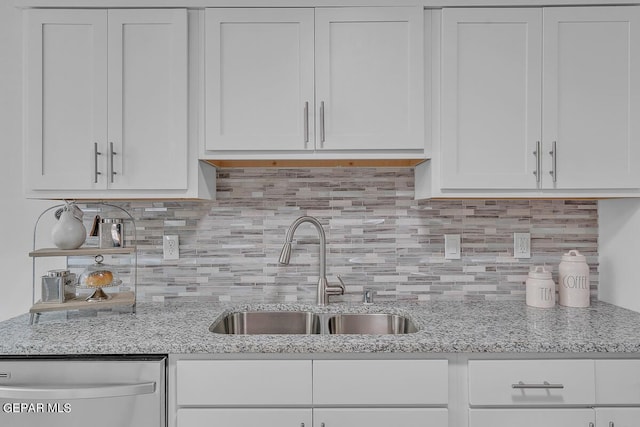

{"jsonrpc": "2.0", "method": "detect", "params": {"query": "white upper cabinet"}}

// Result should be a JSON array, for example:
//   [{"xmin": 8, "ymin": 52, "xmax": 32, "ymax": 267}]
[
  {"xmin": 25, "ymin": 10, "xmax": 108, "ymax": 191},
  {"xmin": 204, "ymin": 8, "xmax": 315, "ymax": 152},
  {"xmin": 107, "ymin": 10, "xmax": 188, "ymax": 190},
  {"xmin": 433, "ymin": 5, "xmax": 640, "ymax": 195},
  {"xmin": 542, "ymin": 6, "xmax": 640, "ymax": 190},
  {"xmin": 203, "ymin": 7, "xmax": 425, "ymax": 158},
  {"xmin": 315, "ymin": 7, "xmax": 424, "ymax": 152},
  {"xmin": 24, "ymin": 9, "xmax": 202, "ymax": 198},
  {"xmin": 440, "ymin": 8, "xmax": 542, "ymax": 190}
]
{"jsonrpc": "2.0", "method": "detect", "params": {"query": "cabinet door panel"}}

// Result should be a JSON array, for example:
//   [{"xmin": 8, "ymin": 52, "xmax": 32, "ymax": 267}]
[
  {"xmin": 314, "ymin": 408, "xmax": 447, "ymax": 427},
  {"xmin": 108, "ymin": 9, "xmax": 187, "ymax": 190},
  {"xmin": 596, "ymin": 408, "xmax": 640, "ymax": 427},
  {"xmin": 470, "ymin": 409, "xmax": 593, "ymax": 427},
  {"xmin": 205, "ymin": 8, "xmax": 314, "ymax": 151},
  {"xmin": 315, "ymin": 7, "xmax": 424, "ymax": 151},
  {"xmin": 24, "ymin": 10, "xmax": 107, "ymax": 191},
  {"xmin": 177, "ymin": 409, "xmax": 312, "ymax": 427},
  {"xmin": 440, "ymin": 8, "xmax": 542, "ymax": 189},
  {"xmin": 543, "ymin": 6, "xmax": 640, "ymax": 189}
]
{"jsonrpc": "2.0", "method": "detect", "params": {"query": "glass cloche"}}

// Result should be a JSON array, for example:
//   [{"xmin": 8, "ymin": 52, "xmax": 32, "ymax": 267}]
[{"xmin": 77, "ymin": 255, "xmax": 122, "ymax": 301}]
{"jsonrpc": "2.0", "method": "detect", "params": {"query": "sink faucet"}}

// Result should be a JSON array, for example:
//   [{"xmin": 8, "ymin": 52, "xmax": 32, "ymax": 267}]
[{"xmin": 278, "ymin": 216, "xmax": 345, "ymax": 306}]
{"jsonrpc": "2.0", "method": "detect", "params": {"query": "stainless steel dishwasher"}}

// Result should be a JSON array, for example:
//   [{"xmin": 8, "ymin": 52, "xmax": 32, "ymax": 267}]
[{"xmin": 0, "ymin": 356, "xmax": 165, "ymax": 427}]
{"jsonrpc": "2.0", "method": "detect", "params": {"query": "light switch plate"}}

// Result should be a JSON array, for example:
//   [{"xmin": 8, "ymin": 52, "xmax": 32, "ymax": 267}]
[
  {"xmin": 514, "ymin": 233, "xmax": 531, "ymax": 259},
  {"xmin": 444, "ymin": 234, "xmax": 461, "ymax": 260},
  {"xmin": 163, "ymin": 235, "xmax": 179, "ymax": 260}
]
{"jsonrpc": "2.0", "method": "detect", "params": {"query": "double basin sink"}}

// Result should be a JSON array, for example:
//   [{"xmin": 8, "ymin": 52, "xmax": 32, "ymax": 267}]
[{"xmin": 210, "ymin": 311, "xmax": 418, "ymax": 335}]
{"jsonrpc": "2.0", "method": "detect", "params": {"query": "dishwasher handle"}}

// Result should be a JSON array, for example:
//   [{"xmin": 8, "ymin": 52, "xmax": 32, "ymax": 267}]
[{"xmin": 0, "ymin": 381, "xmax": 156, "ymax": 400}]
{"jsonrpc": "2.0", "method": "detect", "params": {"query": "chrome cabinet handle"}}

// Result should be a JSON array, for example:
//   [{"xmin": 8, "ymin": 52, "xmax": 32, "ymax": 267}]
[
  {"xmin": 549, "ymin": 140, "xmax": 557, "ymax": 183},
  {"xmin": 94, "ymin": 142, "xmax": 102, "ymax": 183},
  {"xmin": 320, "ymin": 101, "xmax": 325, "ymax": 145},
  {"xmin": 303, "ymin": 102, "xmax": 309, "ymax": 145},
  {"xmin": 533, "ymin": 141, "xmax": 541, "ymax": 183},
  {"xmin": 0, "ymin": 382, "xmax": 155, "ymax": 400},
  {"xmin": 512, "ymin": 381, "xmax": 564, "ymax": 389},
  {"xmin": 109, "ymin": 142, "xmax": 117, "ymax": 183}
]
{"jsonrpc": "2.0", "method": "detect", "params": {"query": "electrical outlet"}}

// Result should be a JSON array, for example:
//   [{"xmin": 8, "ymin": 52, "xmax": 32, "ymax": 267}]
[
  {"xmin": 444, "ymin": 234, "xmax": 461, "ymax": 260},
  {"xmin": 514, "ymin": 233, "xmax": 531, "ymax": 259},
  {"xmin": 163, "ymin": 235, "xmax": 179, "ymax": 260}
]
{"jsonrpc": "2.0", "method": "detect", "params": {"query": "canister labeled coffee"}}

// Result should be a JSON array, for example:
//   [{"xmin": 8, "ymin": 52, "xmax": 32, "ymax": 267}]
[{"xmin": 558, "ymin": 249, "xmax": 590, "ymax": 307}]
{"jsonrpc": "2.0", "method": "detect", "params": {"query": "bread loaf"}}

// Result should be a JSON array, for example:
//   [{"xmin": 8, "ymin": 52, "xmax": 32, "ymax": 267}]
[{"xmin": 85, "ymin": 270, "xmax": 113, "ymax": 287}]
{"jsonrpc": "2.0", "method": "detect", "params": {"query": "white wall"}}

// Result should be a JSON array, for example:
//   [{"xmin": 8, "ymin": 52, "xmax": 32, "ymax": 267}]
[
  {"xmin": 599, "ymin": 199, "xmax": 640, "ymax": 313},
  {"xmin": 0, "ymin": 3, "xmax": 54, "ymax": 321}
]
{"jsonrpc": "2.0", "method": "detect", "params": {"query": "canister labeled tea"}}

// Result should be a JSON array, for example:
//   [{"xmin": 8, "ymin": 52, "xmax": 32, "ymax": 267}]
[
  {"xmin": 526, "ymin": 266, "xmax": 555, "ymax": 308},
  {"xmin": 558, "ymin": 249, "xmax": 590, "ymax": 307}
]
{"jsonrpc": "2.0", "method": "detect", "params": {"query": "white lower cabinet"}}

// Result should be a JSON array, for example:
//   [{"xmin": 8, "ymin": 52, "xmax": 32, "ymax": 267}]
[
  {"xmin": 469, "ymin": 409, "xmax": 594, "ymax": 427},
  {"xmin": 315, "ymin": 408, "xmax": 448, "ymax": 427},
  {"xmin": 173, "ymin": 358, "xmax": 448, "ymax": 427}
]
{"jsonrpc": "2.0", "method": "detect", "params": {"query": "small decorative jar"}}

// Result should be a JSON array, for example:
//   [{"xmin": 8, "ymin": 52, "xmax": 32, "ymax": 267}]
[
  {"xmin": 526, "ymin": 266, "xmax": 556, "ymax": 308},
  {"xmin": 558, "ymin": 249, "xmax": 590, "ymax": 307}
]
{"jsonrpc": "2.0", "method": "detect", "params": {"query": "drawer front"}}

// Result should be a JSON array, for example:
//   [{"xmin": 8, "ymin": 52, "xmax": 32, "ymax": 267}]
[
  {"xmin": 176, "ymin": 360, "xmax": 312, "ymax": 406},
  {"xmin": 313, "ymin": 359, "xmax": 448, "ymax": 405},
  {"xmin": 596, "ymin": 360, "xmax": 640, "ymax": 404},
  {"xmin": 177, "ymin": 408, "xmax": 312, "ymax": 427},
  {"xmin": 468, "ymin": 360, "xmax": 595, "ymax": 406},
  {"xmin": 469, "ymin": 409, "xmax": 594, "ymax": 427}
]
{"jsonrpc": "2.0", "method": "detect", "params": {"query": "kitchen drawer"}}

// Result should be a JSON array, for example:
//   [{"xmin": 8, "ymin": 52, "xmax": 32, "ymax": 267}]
[
  {"xmin": 596, "ymin": 359, "xmax": 640, "ymax": 404},
  {"xmin": 313, "ymin": 359, "xmax": 448, "ymax": 405},
  {"xmin": 176, "ymin": 360, "xmax": 312, "ymax": 406},
  {"xmin": 468, "ymin": 360, "xmax": 595, "ymax": 406}
]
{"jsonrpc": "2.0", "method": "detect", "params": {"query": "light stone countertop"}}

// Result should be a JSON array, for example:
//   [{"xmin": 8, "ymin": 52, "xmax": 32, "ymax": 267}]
[{"xmin": 1, "ymin": 300, "xmax": 640, "ymax": 355}]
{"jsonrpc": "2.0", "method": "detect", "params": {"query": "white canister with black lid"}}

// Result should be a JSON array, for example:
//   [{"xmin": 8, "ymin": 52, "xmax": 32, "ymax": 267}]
[
  {"xmin": 526, "ymin": 266, "xmax": 555, "ymax": 308},
  {"xmin": 558, "ymin": 249, "xmax": 590, "ymax": 307}
]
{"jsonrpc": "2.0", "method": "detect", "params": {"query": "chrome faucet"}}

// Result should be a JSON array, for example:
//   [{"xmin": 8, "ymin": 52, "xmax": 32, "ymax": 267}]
[{"xmin": 278, "ymin": 216, "xmax": 345, "ymax": 306}]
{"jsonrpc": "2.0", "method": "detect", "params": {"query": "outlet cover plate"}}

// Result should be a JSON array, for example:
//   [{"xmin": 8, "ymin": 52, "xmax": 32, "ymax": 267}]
[
  {"xmin": 444, "ymin": 234, "xmax": 461, "ymax": 260},
  {"xmin": 163, "ymin": 235, "xmax": 179, "ymax": 260},
  {"xmin": 514, "ymin": 233, "xmax": 531, "ymax": 259}
]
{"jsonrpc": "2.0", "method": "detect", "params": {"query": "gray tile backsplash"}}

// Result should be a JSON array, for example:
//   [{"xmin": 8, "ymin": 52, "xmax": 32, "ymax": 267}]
[{"xmin": 77, "ymin": 168, "xmax": 598, "ymax": 304}]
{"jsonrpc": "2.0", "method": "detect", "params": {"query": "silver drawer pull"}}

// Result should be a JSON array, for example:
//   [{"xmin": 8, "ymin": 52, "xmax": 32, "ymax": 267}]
[{"xmin": 512, "ymin": 381, "xmax": 564, "ymax": 389}]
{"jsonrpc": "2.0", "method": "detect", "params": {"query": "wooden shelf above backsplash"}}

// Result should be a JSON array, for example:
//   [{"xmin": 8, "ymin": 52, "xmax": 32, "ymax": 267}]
[{"xmin": 203, "ymin": 159, "xmax": 426, "ymax": 168}]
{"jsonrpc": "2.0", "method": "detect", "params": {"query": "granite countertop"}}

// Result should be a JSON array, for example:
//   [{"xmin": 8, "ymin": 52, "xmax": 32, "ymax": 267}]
[{"xmin": 1, "ymin": 300, "xmax": 640, "ymax": 355}]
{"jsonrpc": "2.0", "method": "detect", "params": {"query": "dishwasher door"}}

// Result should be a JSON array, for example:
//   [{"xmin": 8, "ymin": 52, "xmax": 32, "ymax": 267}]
[{"xmin": 0, "ymin": 357, "xmax": 165, "ymax": 427}]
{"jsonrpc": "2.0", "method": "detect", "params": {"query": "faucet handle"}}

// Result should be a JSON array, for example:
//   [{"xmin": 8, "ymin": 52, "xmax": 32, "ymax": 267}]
[{"xmin": 328, "ymin": 275, "xmax": 346, "ymax": 295}]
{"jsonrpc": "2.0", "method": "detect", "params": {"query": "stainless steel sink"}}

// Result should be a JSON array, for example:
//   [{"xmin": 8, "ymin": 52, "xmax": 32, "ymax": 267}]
[
  {"xmin": 209, "ymin": 311, "xmax": 321, "ymax": 335},
  {"xmin": 327, "ymin": 313, "xmax": 418, "ymax": 335},
  {"xmin": 210, "ymin": 310, "xmax": 418, "ymax": 335}
]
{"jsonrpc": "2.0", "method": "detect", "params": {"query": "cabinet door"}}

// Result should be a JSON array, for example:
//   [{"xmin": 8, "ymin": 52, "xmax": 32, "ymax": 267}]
[
  {"xmin": 177, "ymin": 409, "xmax": 312, "ymax": 427},
  {"xmin": 314, "ymin": 408, "xmax": 447, "ymax": 427},
  {"xmin": 24, "ymin": 9, "xmax": 108, "ymax": 191},
  {"xmin": 315, "ymin": 7, "xmax": 424, "ymax": 151},
  {"xmin": 543, "ymin": 6, "xmax": 640, "ymax": 189},
  {"xmin": 108, "ymin": 9, "xmax": 187, "ymax": 190},
  {"xmin": 440, "ymin": 8, "xmax": 542, "ymax": 190},
  {"xmin": 205, "ymin": 8, "xmax": 314, "ymax": 152},
  {"xmin": 596, "ymin": 408, "xmax": 640, "ymax": 427},
  {"xmin": 469, "ymin": 409, "xmax": 594, "ymax": 427}
]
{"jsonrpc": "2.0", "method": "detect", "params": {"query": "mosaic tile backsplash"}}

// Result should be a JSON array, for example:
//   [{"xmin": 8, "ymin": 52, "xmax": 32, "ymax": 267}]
[{"xmin": 75, "ymin": 168, "xmax": 598, "ymax": 304}]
